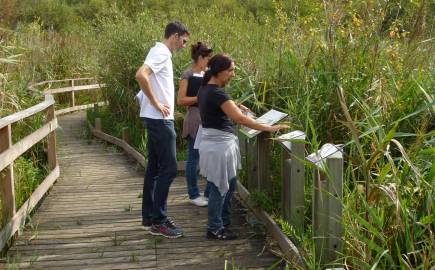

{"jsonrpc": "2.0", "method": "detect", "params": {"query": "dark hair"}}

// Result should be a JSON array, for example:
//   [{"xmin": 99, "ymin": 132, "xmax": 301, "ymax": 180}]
[
  {"xmin": 164, "ymin": 21, "xmax": 189, "ymax": 38},
  {"xmin": 191, "ymin": 42, "xmax": 213, "ymax": 62},
  {"xmin": 203, "ymin": 54, "xmax": 233, "ymax": 85}
]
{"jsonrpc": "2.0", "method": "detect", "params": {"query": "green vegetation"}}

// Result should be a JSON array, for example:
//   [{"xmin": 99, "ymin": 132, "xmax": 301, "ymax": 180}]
[{"xmin": 1, "ymin": 0, "xmax": 433, "ymax": 268}]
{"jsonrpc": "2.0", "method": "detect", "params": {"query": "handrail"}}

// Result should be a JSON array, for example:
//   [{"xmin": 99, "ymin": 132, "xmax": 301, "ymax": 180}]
[
  {"xmin": 44, "ymin": 83, "xmax": 106, "ymax": 95},
  {"xmin": 0, "ymin": 77, "xmax": 105, "ymax": 252},
  {"xmin": 0, "ymin": 96, "xmax": 54, "ymax": 129}
]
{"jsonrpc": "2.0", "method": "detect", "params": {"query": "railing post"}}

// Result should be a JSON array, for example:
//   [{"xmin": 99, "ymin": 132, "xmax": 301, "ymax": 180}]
[
  {"xmin": 70, "ymin": 79, "xmax": 75, "ymax": 107},
  {"xmin": 280, "ymin": 131, "xmax": 306, "ymax": 233},
  {"xmin": 256, "ymin": 132, "xmax": 270, "ymax": 193},
  {"xmin": 93, "ymin": 103, "xmax": 98, "ymax": 113},
  {"xmin": 246, "ymin": 137, "xmax": 258, "ymax": 190},
  {"xmin": 122, "ymin": 127, "xmax": 129, "ymax": 143},
  {"xmin": 311, "ymin": 145, "xmax": 343, "ymax": 266},
  {"xmin": 46, "ymin": 104, "xmax": 57, "ymax": 170},
  {"xmin": 95, "ymin": 118, "xmax": 102, "ymax": 131},
  {"xmin": 0, "ymin": 125, "xmax": 16, "ymax": 225}
]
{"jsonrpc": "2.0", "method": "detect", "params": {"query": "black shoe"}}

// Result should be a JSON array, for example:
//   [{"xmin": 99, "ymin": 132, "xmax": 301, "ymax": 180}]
[
  {"xmin": 142, "ymin": 219, "xmax": 152, "ymax": 230},
  {"xmin": 207, "ymin": 228, "xmax": 237, "ymax": 240}
]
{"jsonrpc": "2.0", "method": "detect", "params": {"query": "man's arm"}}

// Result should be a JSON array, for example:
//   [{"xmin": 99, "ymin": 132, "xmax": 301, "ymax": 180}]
[{"xmin": 135, "ymin": 64, "xmax": 170, "ymax": 117}]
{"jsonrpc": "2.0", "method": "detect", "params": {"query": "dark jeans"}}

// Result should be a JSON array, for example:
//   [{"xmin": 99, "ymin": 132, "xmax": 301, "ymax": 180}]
[
  {"xmin": 185, "ymin": 136, "xmax": 210, "ymax": 199},
  {"xmin": 207, "ymin": 177, "xmax": 237, "ymax": 232},
  {"xmin": 142, "ymin": 117, "xmax": 177, "ymax": 225}
]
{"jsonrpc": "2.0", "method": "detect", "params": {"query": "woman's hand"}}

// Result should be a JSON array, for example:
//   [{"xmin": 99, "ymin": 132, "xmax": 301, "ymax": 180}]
[{"xmin": 266, "ymin": 124, "xmax": 289, "ymax": 132}]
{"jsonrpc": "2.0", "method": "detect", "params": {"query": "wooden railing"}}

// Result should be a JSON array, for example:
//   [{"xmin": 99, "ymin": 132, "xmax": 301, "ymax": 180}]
[
  {"xmin": 237, "ymin": 130, "xmax": 343, "ymax": 267},
  {"xmin": 0, "ymin": 78, "xmax": 105, "ymax": 251},
  {"xmin": 29, "ymin": 78, "xmax": 107, "ymax": 116}
]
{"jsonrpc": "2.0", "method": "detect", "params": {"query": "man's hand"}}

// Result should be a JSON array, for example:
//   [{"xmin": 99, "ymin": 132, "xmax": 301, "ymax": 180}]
[{"xmin": 154, "ymin": 102, "xmax": 170, "ymax": 118}]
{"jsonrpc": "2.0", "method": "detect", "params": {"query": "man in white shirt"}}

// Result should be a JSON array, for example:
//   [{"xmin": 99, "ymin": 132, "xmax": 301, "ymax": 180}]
[{"xmin": 135, "ymin": 21, "xmax": 189, "ymax": 238}]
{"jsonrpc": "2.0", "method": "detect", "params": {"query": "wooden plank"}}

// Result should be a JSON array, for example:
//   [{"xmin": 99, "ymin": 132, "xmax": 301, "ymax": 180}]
[
  {"xmin": 0, "ymin": 99, "xmax": 54, "ymax": 129},
  {"xmin": 46, "ymin": 105, "xmax": 57, "ymax": 170},
  {"xmin": 236, "ymin": 181, "xmax": 305, "ymax": 267},
  {"xmin": 8, "ymin": 254, "xmax": 156, "ymax": 269},
  {"xmin": 0, "ymin": 165, "xmax": 60, "ymax": 251},
  {"xmin": 246, "ymin": 137, "xmax": 258, "ymax": 190},
  {"xmin": 94, "ymin": 118, "xmax": 102, "ymax": 131},
  {"xmin": 122, "ymin": 127, "xmax": 129, "ymax": 143},
  {"xmin": 256, "ymin": 132, "xmax": 270, "ymax": 192},
  {"xmin": 44, "ymin": 84, "xmax": 105, "ymax": 94},
  {"xmin": 281, "ymin": 133, "xmax": 305, "ymax": 232},
  {"xmin": 55, "ymin": 102, "xmax": 107, "ymax": 116},
  {"xmin": 0, "ymin": 119, "xmax": 58, "ymax": 171},
  {"xmin": 92, "ymin": 130, "xmax": 146, "ymax": 167},
  {"xmin": 0, "ymin": 125, "xmax": 16, "ymax": 226},
  {"xmin": 312, "ymin": 151, "xmax": 343, "ymax": 266},
  {"xmin": 281, "ymin": 150, "xmax": 292, "ymax": 221}
]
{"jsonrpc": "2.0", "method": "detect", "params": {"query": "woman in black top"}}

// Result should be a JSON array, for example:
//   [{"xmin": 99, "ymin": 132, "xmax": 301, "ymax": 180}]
[
  {"xmin": 177, "ymin": 42, "xmax": 212, "ymax": 207},
  {"xmin": 197, "ymin": 54, "xmax": 288, "ymax": 240}
]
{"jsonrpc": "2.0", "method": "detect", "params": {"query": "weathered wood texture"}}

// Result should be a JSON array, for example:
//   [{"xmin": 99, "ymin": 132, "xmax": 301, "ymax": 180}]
[
  {"xmin": 2, "ymin": 111, "xmax": 279, "ymax": 269},
  {"xmin": 312, "ymin": 152, "xmax": 343, "ymax": 266}
]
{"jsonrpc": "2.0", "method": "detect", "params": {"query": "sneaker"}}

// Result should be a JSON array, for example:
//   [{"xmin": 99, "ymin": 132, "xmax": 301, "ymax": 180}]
[
  {"xmin": 206, "ymin": 228, "xmax": 237, "ymax": 240},
  {"xmin": 189, "ymin": 196, "xmax": 208, "ymax": 207},
  {"xmin": 150, "ymin": 220, "xmax": 183, "ymax": 238},
  {"xmin": 142, "ymin": 219, "xmax": 152, "ymax": 230},
  {"xmin": 164, "ymin": 217, "xmax": 181, "ymax": 231}
]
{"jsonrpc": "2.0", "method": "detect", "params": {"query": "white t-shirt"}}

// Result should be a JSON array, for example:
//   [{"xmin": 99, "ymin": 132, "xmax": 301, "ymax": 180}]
[{"xmin": 136, "ymin": 42, "xmax": 174, "ymax": 120}]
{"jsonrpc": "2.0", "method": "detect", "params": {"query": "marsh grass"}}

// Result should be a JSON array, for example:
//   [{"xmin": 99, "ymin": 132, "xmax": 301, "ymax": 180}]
[{"xmin": 1, "ymin": 0, "xmax": 433, "ymax": 268}]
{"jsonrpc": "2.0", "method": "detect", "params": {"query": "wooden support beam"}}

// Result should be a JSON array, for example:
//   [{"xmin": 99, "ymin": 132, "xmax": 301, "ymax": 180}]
[
  {"xmin": 95, "ymin": 118, "xmax": 102, "ymax": 132},
  {"xmin": 122, "ymin": 127, "xmax": 128, "ymax": 143},
  {"xmin": 256, "ymin": 132, "xmax": 270, "ymax": 193},
  {"xmin": 246, "ymin": 137, "xmax": 258, "ymax": 191},
  {"xmin": 312, "ymin": 150, "xmax": 343, "ymax": 266},
  {"xmin": 280, "ymin": 132, "xmax": 306, "ymax": 232},
  {"xmin": 70, "ymin": 80, "xmax": 75, "ymax": 107},
  {"xmin": 0, "ymin": 125, "xmax": 16, "ymax": 226},
  {"xmin": 46, "ymin": 105, "xmax": 57, "ymax": 170}
]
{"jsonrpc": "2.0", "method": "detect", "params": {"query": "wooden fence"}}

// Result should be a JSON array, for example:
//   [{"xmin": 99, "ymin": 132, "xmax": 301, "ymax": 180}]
[
  {"xmin": 238, "ymin": 130, "xmax": 344, "ymax": 267},
  {"xmin": 0, "ymin": 78, "xmax": 105, "ymax": 251}
]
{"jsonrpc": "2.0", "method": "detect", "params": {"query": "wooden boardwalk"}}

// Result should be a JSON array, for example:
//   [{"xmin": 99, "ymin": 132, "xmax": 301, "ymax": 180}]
[{"xmin": 4, "ymin": 112, "xmax": 279, "ymax": 269}]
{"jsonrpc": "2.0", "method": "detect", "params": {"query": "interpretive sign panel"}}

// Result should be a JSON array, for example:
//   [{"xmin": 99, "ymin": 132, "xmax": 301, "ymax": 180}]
[
  {"xmin": 306, "ymin": 143, "xmax": 343, "ymax": 168},
  {"xmin": 240, "ymin": 109, "xmax": 287, "ymax": 138},
  {"xmin": 277, "ymin": 130, "xmax": 305, "ymax": 152}
]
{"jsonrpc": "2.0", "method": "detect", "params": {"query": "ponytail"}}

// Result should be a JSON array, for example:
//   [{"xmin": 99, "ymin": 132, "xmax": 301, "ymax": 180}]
[
  {"xmin": 202, "ymin": 69, "xmax": 212, "ymax": 85},
  {"xmin": 202, "ymin": 54, "xmax": 233, "ymax": 85}
]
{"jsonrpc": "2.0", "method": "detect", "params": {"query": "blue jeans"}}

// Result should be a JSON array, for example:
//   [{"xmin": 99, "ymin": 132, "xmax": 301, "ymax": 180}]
[
  {"xmin": 207, "ymin": 177, "xmax": 237, "ymax": 232},
  {"xmin": 185, "ymin": 136, "xmax": 210, "ymax": 199},
  {"xmin": 142, "ymin": 118, "xmax": 177, "ymax": 225}
]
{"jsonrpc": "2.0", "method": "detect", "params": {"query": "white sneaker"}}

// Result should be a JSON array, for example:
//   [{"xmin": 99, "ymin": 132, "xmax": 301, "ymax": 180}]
[{"xmin": 189, "ymin": 196, "xmax": 208, "ymax": 207}]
